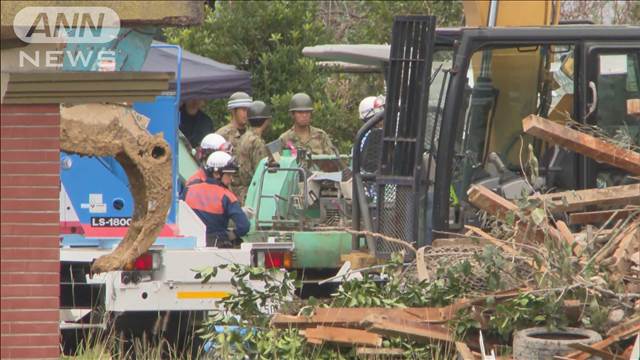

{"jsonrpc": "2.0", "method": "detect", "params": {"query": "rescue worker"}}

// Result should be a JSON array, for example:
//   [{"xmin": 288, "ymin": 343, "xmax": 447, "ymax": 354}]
[
  {"xmin": 236, "ymin": 100, "xmax": 272, "ymax": 203},
  {"xmin": 179, "ymin": 99, "xmax": 214, "ymax": 148},
  {"xmin": 278, "ymin": 92, "xmax": 337, "ymax": 155},
  {"xmin": 216, "ymin": 91, "xmax": 252, "ymax": 151},
  {"xmin": 186, "ymin": 133, "xmax": 232, "ymax": 186},
  {"xmin": 181, "ymin": 151, "xmax": 249, "ymax": 248}
]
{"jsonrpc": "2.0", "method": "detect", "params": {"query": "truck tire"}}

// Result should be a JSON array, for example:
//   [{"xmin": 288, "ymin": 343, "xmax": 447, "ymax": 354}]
[{"xmin": 513, "ymin": 327, "xmax": 602, "ymax": 360}]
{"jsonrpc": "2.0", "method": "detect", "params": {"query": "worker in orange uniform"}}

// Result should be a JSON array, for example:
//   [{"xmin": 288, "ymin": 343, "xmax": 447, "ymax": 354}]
[
  {"xmin": 181, "ymin": 151, "xmax": 249, "ymax": 247},
  {"xmin": 186, "ymin": 133, "xmax": 233, "ymax": 187}
]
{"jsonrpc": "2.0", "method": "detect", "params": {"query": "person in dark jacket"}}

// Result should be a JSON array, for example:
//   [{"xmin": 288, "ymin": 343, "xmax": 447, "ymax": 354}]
[
  {"xmin": 181, "ymin": 151, "xmax": 249, "ymax": 247},
  {"xmin": 180, "ymin": 99, "xmax": 214, "ymax": 148}
]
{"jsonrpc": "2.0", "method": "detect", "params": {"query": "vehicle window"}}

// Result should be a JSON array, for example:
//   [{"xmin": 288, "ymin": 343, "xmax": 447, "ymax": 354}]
[
  {"xmin": 592, "ymin": 51, "xmax": 640, "ymax": 187},
  {"xmin": 451, "ymin": 44, "xmax": 576, "ymax": 203}
]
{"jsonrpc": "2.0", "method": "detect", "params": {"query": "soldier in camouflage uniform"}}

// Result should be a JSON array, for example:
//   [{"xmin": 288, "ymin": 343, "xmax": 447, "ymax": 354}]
[
  {"xmin": 278, "ymin": 93, "xmax": 337, "ymax": 155},
  {"xmin": 216, "ymin": 91, "xmax": 252, "ymax": 151},
  {"xmin": 236, "ymin": 101, "xmax": 272, "ymax": 204}
]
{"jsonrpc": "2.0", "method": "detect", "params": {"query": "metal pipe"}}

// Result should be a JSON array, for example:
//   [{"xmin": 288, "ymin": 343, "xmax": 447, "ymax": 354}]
[
  {"xmin": 488, "ymin": 0, "xmax": 498, "ymax": 27},
  {"xmin": 255, "ymin": 166, "xmax": 308, "ymax": 231},
  {"xmin": 351, "ymin": 110, "xmax": 386, "ymax": 232}
]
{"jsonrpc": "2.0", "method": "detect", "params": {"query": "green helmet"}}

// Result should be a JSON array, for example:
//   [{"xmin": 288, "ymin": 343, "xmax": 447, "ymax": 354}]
[
  {"xmin": 289, "ymin": 93, "xmax": 313, "ymax": 112},
  {"xmin": 227, "ymin": 91, "xmax": 252, "ymax": 110},
  {"xmin": 248, "ymin": 100, "xmax": 272, "ymax": 120}
]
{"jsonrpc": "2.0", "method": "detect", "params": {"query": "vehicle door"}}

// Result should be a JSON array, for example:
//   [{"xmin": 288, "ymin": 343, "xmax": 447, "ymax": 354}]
[{"xmin": 582, "ymin": 43, "xmax": 640, "ymax": 188}]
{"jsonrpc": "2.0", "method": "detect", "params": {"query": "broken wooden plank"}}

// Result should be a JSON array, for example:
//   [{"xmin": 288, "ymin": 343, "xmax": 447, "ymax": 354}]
[
  {"xmin": 569, "ymin": 207, "xmax": 639, "ymax": 225},
  {"xmin": 455, "ymin": 341, "xmax": 476, "ymax": 360},
  {"xmin": 593, "ymin": 220, "xmax": 639, "ymax": 265},
  {"xmin": 363, "ymin": 314, "xmax": 454, "ymax": 344},
  {"xmin": 465, "ymin": 225, "xmax": 546, "ymax": 272},
  {"xmin": 555, "ymin": 220, "xmax": 576, "ymax": 248},
  {"xmin": 304, "ymin": 326, "xmax": 382, "ymax": 347},
  {"xmin": 609, "ymin": 220, "xmax": 640, "ymax": 275},
  {"xmin": 271, "ymin": 304, "xmax": 465, "ymax": 329},
  {"xmin": 355, "ymin": 347, "xmax": 404, "ymax": 358},
  {"xmin": 565, "ymin": 316, "xmax": 640, "ymax": 360},
  {"xmin": 530, "ymin": 184, "xmax": 640, "ymax": 214},
  {"xmin": 467, "ymin": 184, "xmax": 518, "ymax": 220},
  {"xmin": 270, "ymin": 314, "xmax": 315, "ymax": 328},
  {"xmin": 628, "ymin": 98, "xmax": 640, "ymax": 117},
  {"xmin": 567, "ymin": 343, "xmax": 621, "ymax": 360},
  {"xmin": 523, "ymin": 114, "xmax": 640, "ymax": 175},
  {"xmin": 467, "ymin": 185, "xmax": 563, "ymax": 245}
]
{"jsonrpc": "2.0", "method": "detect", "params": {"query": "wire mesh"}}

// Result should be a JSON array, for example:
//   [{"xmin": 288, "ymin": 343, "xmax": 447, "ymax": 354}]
[
  {"xmin": 416, "ymin": 245, "xmax": 535, "ymax": 294},
  {"xmin": 375, "ymin": 185, "xmax": 416, "ymax": 259}
]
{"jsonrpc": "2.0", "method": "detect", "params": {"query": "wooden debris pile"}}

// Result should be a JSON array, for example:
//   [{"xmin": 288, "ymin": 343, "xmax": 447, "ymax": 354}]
[{"xmin": 266, "ymin": 114, "xmax": 639, "ymax": 359}]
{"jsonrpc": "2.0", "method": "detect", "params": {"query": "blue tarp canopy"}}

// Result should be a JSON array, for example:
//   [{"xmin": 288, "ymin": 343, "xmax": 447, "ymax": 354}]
[{"xmin": 142, "ymin": 41, "xmax": 251, "ymax": 100}]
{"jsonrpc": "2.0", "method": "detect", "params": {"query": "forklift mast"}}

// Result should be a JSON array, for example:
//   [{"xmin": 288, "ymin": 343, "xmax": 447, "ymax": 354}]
[{"xmin": 352, "ymin": 16, "xmax": 437, "ymax": 257}]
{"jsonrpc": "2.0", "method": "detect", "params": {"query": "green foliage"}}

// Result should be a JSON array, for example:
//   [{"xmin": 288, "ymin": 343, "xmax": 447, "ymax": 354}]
[
  {"xmin": 487, "ymin": 293, "xmax": 567, "ymax": 341},
  {"xmin": 164, "ymin": 1, "xmax": 350, "ymax": 148},
  {"xmin": 164, "ymin": 1, "xmax": 464, "ymax": 152},
  {"xmin": 331, "ymin": 253, "xmax": 471, "ymax": 308},
  {"xmin": 343, "ymin": 1, "xmax": 463, "ymax": 43}
]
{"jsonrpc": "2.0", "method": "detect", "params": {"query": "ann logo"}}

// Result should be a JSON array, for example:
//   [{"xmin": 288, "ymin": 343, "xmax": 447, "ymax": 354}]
[
  {"xmin": 25, "ymin": 12, "xmax": 105, "ymax": 38},
  {"xmin": 14, "ymin": 7, "xmax": 120, "ymax": 44}
]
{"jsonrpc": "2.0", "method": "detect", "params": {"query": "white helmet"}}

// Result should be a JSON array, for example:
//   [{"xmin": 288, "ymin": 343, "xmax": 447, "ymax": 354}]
[
  {"xmin": 196, "ymin": 133, "xmax": 232, "ymax": 164},
  {"xmin": 358, "ymin": 95, "xmax": 385, "ymax": 122},
  {"xmin": 200, "ymin": 133, "xmax": 232, "ymax": 152},
  {"xmin": 205, "ymin": 151, "xmax": 238, "ymax": 174}
]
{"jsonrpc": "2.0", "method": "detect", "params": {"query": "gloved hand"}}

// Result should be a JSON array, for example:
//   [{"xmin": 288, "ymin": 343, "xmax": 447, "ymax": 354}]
[{"xmin": 242, "ymin": 207, "xmax": 255, "ymax": 219}]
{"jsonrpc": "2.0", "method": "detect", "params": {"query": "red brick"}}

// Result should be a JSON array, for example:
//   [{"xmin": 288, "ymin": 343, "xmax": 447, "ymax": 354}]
[
  {"xmin": 0, "ymin": 114, "xmax": 60, "ymax": 126},
  {"xmin": 1, "ymin": 175, "xmax": 59, "ymax": 187},
  {"xmin": 0, "ymin": 104, "xmax": 59, "ymax": 114},
  {"xmin": 0, "ymin": 322, "xmax": 59, "ymax": 335},
  {"xmin": 0, "ymin": 126, "xmax": 59, "ymax": 138},
  {"xmin": 0, "ymin": 237, "xmax": 59, "ymax": 248},
  {"xmin": 0, "ymin": 310, "xmax": 59, "ymax": 322},
  {"xmin": 0, "ymin": 248, "xmax": 59, "ymax": 261},
  {"xmin": 1, "ymin": 334, "xmax": 60, "ymax": 347},
  {"xmin": 0, "ymin": 150, "xmax": 60, "ymax": 162},
  {"xmin": 0, "ymin": 212, "xmax": 59, "ymax": 224},
  {"xmin": 1, "ymin": 224, "xmax": 59, "ymax": 236},
  {"xmin": 1, "ymin": 139, "xmax": 60, "ymax": 151},
  {"xmin": 1, "ymin": 297, "xmax": 59, "ymax": 310},
  {"xmin": 0, "ymin": 345, "xmax": 59, "ymax": 359},
  {"xmin": 0, "ymin": 285, "xmax": 59, "ymax": 297},
  {"xmin": 0, "ymin": 187, "xmax": 59, "ymax": 200},
  {"xmin": 0, "ymin": 297, "xmax": 58, "ymax": 310},
  {"xmin": 0, "ymin": 199, "xmax": 59, "ymax": 211},
  {"xmin": 0, "ymin": 163, "xmax": 60, "ymax": 175},
  {"xmin": 0, "ymin": 260, "xmax": 59, "ymax": 273},
  {"xmin": 0, "ymin": 273, "xmax": 59, "ymax": 285}
]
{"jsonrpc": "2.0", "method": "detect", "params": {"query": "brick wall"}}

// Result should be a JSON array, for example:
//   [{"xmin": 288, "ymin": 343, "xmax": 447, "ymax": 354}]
[{"xmin": 1, "ymin": 104, "xmax": 60, "ymax": 359}]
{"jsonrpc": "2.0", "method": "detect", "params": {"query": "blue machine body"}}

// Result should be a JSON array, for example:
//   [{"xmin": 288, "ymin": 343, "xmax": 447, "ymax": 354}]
[{"xmin": 60, "ymin": 44, "xmax": 191, "ymax": 249}]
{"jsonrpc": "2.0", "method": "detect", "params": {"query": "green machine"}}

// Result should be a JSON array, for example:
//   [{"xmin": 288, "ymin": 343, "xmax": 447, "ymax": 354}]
[{"xmin": 243, "ymin": 150, "xmax": 360, "ymax": 282}]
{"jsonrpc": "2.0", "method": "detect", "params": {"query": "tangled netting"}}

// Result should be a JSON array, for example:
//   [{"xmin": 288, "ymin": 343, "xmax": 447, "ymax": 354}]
[{"xmin": 414, "ymin": 245, "xmax": 536, "ymax": 295}]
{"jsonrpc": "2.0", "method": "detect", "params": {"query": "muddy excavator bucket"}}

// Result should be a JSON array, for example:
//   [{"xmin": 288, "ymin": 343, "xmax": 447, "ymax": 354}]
[{"xmin": 60, "ymin": 103, "xmax": 172, "ymax": 273}]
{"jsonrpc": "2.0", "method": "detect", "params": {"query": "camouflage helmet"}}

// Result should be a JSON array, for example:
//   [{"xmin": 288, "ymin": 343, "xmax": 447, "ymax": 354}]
[
  {"xmin": 248, "ymin": 100, "xmax": 272, "ymax": 120},
  {"xmin": 227, "ymin": 91, "xmax": 253, "ymax": 110},
  {"xmin": 288, "ymin": 93, "xmax": 313, "ymax": 112}
]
